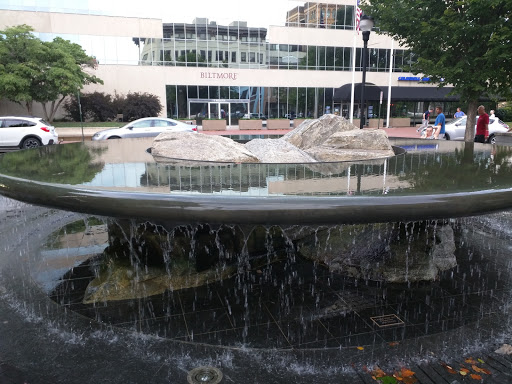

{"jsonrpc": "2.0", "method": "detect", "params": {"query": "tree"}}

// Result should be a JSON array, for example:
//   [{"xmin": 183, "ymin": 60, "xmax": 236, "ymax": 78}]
[
  {"xmin": 0, "ymin": 25, "xmax": 103, "ymax": 122},
  {"xmin": 0, "ymin": 25, "xmax": 46, "ymax": 114},
  {"xmin": 37, "ymin": 37, "xmax": 103, "ymax": 122},
  {"xmin": 362, "ymin": 0, "xmax": 512, "ymax": 141}
]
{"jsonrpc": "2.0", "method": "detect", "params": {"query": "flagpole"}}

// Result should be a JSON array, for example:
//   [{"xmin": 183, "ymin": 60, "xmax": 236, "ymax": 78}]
[
  {"xmin": 350, "ymin": 0, "xmax": 360, "ymax": 124},
  {"xmin": 350, "ymin": 34, "xmax": 356, "ymax": 124},
  {"xmin": 386, "ymin": 40, "xmax": 394, "ymax": 128}
]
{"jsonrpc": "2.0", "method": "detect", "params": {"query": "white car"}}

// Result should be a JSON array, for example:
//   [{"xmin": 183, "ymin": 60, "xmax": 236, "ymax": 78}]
[
  {"xmin": 0, "ymin": 116, "xmax": 58, "ymax": 149},
  {"xmin": 91, "ymin": 117, "xmax": 197, "ymax": 140},
  {"xmin": 422, "ymin": 117, "xmax": 509, "ymax": 144}
]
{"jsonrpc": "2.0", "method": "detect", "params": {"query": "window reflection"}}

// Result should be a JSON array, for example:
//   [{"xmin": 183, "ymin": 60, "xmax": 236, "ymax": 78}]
[{"xmin": 33, "ymin": 20, "xmax": 415, "ymax": 72}]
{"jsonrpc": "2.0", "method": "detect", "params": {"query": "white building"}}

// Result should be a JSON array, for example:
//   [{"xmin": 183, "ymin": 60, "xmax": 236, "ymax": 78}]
[{"xmin": 0, "ymin": 1, "xmax": 464, "ymax": 126}]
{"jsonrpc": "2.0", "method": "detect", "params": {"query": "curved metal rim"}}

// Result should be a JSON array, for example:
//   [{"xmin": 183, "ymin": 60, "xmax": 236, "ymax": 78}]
[{"xmin": 1, "ymin": 173, "xmax": 511, "ymax": 225}]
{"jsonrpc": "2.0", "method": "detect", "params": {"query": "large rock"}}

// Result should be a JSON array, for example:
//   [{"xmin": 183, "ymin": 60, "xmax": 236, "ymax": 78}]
[
  {"xmin": 282, "ymin": 114, "xmax": 357, "ymax": 149},
  {"xmin": 323, "ymin": 129, "xmax": 393, "ymax": 151},
  {"xmin": 152, "ymin": 132, "xmax": 259, "ymax": 163},
  {"xmin": 305, "ymin": 129, "xmax": 395, "ymax": 161},
  {"xmin": 245, "ymin": 138, "xmax": 316, "ymax": 163},
  {"xmin": 294, "ymin": 222, "xmax": 458, "ymax": 283},
  {"xmin": 151, "ymin": 115, "xmax": 395, "ymax": 165}
]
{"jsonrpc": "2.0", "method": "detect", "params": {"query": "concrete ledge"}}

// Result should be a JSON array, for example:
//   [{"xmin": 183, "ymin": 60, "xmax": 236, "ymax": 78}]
[{"xmin": 494, "ymin": 132, "xmax": 512, "ymax": 145}]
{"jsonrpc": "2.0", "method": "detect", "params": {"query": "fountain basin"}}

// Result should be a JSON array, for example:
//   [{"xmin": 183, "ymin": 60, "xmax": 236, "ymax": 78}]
[{"xmin": 0, "ymin": 138, "xmax": 509, "ymax": 225}]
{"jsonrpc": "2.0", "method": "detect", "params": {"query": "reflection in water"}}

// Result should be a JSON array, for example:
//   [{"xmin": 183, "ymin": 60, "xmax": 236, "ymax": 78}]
[
  {"xmin": 0, "ymin": 140, "xmax": 508, "ymax": 198},
  {"xmin": 0, "ymin": 144, "xmax": 106, "ymax": 184}
]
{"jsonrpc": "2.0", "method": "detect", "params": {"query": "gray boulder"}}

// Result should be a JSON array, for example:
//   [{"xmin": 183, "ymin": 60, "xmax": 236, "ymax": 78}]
[
  {"xmin": 282, "ymin": 114, "xmax": 357, "ymax": 149},
  {"xmin": 245, "ymin": 138, "xmax": 317, "ymax": 163},
  {"xmin": 294, "ymin": 222, "xmax": 457, "ymax": 283},
  {"xmin": 151, "ymin": 116, "xmax": 395, "ymax": 165},
  {"xmin": 306, "ymin": 129, "xmax": 395, "ymax": 162},
  {"xmin": 151, "ymin": 132, "xmax": 259, "ymax": 163}
]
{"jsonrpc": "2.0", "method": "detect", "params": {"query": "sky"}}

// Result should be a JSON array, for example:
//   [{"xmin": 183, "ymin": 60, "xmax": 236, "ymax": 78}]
[{"xmin": 88, "ymin": 0, "xmax": 295, "ymax": 28}]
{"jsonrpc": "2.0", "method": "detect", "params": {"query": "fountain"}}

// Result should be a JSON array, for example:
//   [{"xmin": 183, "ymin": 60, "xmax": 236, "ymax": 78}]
[{"xmin": 0, "ymin": 134, "xmax": 512, "ymax": 383}]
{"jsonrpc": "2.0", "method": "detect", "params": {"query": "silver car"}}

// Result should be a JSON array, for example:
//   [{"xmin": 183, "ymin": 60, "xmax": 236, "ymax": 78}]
[
  {"xmin": 422, "ymin": 117, "xmax": 509, "ymax": 144},
  {"xmin": 91, "ymin": 117, "xmax": 197, "ymax": 140}
]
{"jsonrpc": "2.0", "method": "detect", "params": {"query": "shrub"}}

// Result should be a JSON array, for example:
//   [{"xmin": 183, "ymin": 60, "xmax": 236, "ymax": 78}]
[
  {"xmin": 122, "ymin": 92, "xmax": 162, "ymax": 121},
  {"xmin": 496, "ymin": 106, "xmax": 512, "ymax": 122},
  {"xmin": 64, "ymin": 91, "xmax": 115, "ymax": 121},
  {"xmin": 86, "ymin": 92, "xmax": 116, "ymax": 121},
  {"xmin": 64, "ymin": 91, "xmax": 162, "ymax": 122}
]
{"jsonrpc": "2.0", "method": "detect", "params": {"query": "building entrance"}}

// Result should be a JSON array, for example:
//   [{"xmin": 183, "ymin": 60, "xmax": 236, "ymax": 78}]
[{"xmin": 188, "ymin": 99, "xmax": 251, "ymax": 126}]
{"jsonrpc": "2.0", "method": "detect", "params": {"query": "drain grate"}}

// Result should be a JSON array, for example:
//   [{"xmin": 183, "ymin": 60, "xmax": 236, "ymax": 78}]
[
  {"xmin": 370, "ymin": 314, "xmax": 404, "ymax": 328},
  {"xmin": 187, "ymin": 366, "xmax": 223, "ymax": 384}
]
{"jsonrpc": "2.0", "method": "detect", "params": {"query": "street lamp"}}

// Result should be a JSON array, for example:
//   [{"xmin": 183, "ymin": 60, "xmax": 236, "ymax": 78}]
[{"xmin": 359, "ymin": 15, "xmax": 374, "ymax": 129}]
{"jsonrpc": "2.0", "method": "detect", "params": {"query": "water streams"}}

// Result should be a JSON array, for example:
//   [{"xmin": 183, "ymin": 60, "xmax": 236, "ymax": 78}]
[{"xmin": 1, "ymin": 138, "xmax": 512, "ymax": 382}]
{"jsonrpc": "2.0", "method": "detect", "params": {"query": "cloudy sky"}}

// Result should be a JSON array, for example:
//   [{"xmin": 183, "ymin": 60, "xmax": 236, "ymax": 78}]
[{"xmin": 88, "ymin": 0, "xmax": 295, "ymax": 28}]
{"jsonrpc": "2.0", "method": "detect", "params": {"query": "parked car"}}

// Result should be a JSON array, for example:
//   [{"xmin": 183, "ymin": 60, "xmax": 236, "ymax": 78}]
[
  {"xmin": 91, "ymin": 117, "xmax": 197, "ymax": 140},
  {"xmin": 421, "ymin": 117, "xmax": 509, "ymax": 144},
  {"xmin": 0, "ymin": 116, "xmax": 58, "ymax": 150}
]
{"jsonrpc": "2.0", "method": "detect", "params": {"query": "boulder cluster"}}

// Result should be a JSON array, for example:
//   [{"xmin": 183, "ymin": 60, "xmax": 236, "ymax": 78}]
[{"xmin": 151, "ymin": 114, "xmax": 395, "ymax": 163}]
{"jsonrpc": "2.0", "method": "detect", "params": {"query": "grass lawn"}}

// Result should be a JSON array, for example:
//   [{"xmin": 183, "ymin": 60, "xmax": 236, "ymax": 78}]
[{"xmin": 53, "ymin": 122, "xmax": 122, "ymax": 128}]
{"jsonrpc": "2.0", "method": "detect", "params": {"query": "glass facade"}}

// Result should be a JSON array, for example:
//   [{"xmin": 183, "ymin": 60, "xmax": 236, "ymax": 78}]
[
  {"xmin": 167, "ymin": 84, "xmax": 465, "ymax": 124},
  {"xmin": 35, "ymin": 30, "xmax": 415, "ymax": 73},
  {"xmin": 167, "ymin": 85, "xmax": 335, "ymax": 122},
  {"xmin": 285, "ymin": 2, "xmax": 355, "ymax": 29}
]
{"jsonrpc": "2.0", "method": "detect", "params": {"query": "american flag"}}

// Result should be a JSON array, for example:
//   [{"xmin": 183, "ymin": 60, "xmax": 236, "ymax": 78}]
[{"xmin": 355, "ymin": 0, "xmax": 362, "ymax": 34}]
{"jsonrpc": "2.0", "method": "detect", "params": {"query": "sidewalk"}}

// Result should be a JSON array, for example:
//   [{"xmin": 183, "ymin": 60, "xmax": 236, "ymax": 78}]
[{"xmin": 57, "ymin": 125, "xmax": 421, "ymax": 143}]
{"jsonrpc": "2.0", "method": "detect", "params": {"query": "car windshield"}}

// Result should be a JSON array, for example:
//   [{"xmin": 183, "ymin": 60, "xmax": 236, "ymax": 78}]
[{"xmin": 39, "ymin": 119, "xmax": 51, "ymax": 125}]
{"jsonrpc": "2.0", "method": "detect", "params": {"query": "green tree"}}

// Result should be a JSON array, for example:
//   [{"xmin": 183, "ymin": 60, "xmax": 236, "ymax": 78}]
[
  {"xmin": 37, "ymin": 37, "xmax": 103, "ymax": 122},
  {"xmin": 0, "ymin": 25, "xmax": 103, "ymax": 122},
  {"xmin": 0, "ymin": 25, "xmax": 45, "ymax": 114},
  {"xmin": 362, "ymin": 0, "xmax": 512, "ymax": 141}
]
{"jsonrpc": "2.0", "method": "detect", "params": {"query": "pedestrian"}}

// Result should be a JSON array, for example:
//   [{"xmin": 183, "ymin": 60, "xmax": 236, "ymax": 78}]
[
  {"xmin": 421, "ymin": 125, "xmax": 433, "ymax": 139},
  {"xmin": 490, "ymin": 109, "xmax": 495, "ymax": 118},
  {"xmin": 432, "ymin": 106, "xmax": 446, "ymax": 139},
  {"xmin": 475, "ymin": 105, "xmax": 489, "ymax": 143},
  {"xmin": 454, "ymin": 107, "xmax": 465, "ymax": 118},
  {"xmin": 418, "ymin": 108, "xmax": 433, "ymax": 132}
]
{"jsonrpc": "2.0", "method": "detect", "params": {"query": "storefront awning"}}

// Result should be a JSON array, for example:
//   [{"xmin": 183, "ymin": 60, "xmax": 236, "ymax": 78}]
[{"xmin": 333, "ymin": 83, "xmax": 459, "ymax": 102}]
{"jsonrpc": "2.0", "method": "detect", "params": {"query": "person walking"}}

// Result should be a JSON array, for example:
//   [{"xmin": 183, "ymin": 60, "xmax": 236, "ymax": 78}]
[
  {"xmin": 418, "ymin": 108, "xmax": 433, "ymax": 132},
  {"xmin": 454, "ymin": 107, "xmax": 465, "ymax": 118},
  {"xmin": 432, "ymin": 106, "xmax": 446, "ymax": 139},
  {"xmin": 475, "ymin": 105, "xmax": 489, "ymax": 143}
]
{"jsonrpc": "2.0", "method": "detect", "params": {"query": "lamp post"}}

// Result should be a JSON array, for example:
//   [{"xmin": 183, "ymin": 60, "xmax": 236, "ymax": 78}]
[{"xmin": 359, "ymin": 15, "xmax": 374, "ymax": 129}]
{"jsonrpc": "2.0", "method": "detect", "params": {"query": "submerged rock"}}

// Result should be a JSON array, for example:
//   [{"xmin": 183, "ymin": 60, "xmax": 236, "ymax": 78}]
[
  {"xmin": 294, "ymin": 222, "xmax": 457, "ymax": 283},
  {"xmin": 83, "ymin": 260, "xmax": 237, "ymax": 303}
]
